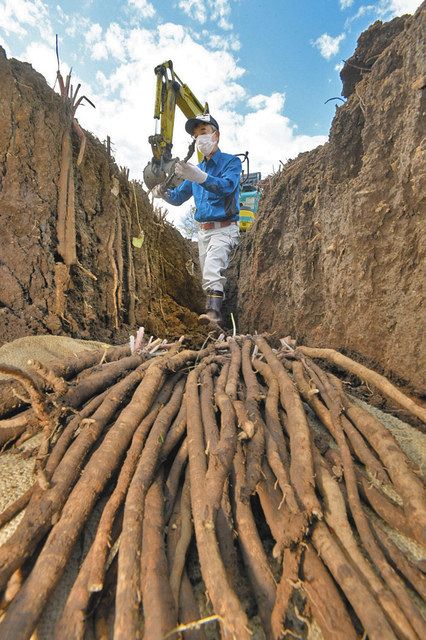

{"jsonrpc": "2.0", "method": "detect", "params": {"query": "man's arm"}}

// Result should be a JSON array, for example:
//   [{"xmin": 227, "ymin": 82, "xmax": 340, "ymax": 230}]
[
  {"xmin": 202, "ymin": 156, "xmax": 242, "ymax": 196},
  {"xmin": 163, "ymin": 179, "xmax": 193, "ymax": 206}
]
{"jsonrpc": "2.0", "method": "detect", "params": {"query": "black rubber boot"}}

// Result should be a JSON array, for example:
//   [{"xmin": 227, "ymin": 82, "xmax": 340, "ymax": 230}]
[{"xmin": 198, "ymin": 290, "xmax": 223, "ymax": 325}]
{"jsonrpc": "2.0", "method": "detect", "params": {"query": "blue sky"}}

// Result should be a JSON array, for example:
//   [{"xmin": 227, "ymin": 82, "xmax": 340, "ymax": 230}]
[{"xmin": 0, "ymin": 0, "xmax": 421, "ymax": 222}]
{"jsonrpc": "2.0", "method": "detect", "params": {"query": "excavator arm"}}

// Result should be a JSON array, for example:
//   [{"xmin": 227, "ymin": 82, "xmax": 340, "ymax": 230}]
[{"xmin": 143, "ymin": 61, "xmax": 209, "ymax": 190}]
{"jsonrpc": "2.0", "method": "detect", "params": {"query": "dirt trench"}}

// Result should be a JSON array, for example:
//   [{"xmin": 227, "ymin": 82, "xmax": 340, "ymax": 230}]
[
  {"xmin": 1, "ymin": 9, "xmax": 424, "ymax": 394},
  {"xmin": 0, "ymin": 47, "xmax": 204, "ymax": 347},
  {"xmin": 227, "ymin": 6, "xmax": 426, "ymax": 392},
  {"xmin": 0, "ymin": 11, "xmax": 425, "ymax": 640}
]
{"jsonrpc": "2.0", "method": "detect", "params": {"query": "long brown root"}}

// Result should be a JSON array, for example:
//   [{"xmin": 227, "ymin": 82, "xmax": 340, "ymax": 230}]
[
  {"xmin": 185, "ymin": 365, "xmax": 250, "ymax": 640},
  {"xmin": 0, "ymin": 335, "xmax": 423, "ymax": 640},
  {"xmin": 271, "ymin": 547, "xmax": 301, "ymax": 639},
  {"xmin": 142, "ymin": 477, "xmax": 177, "ymax": 639},
  {"xmin": 345, "ymin": 399, "xmax": 426, "ymax": 546},
  {"xmin": 256, "ymin": 337, "xmax": 321, "ymax": 518},
  {"xmin": 296, "ymin": 345, "xmax": 426, "ymax": 423},
  {"xmin": 302, "ymin": 545, "xmax": 357, "ymax": 640}
]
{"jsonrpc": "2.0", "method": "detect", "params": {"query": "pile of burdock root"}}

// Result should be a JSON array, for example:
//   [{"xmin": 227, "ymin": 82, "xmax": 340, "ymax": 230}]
[{"xmin": 0, "ymin": 332, "xmax": 425, "ymax": 640}]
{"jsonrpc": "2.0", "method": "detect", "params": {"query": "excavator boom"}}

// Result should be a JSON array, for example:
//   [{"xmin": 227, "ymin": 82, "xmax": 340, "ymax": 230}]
[{"xmin": 143, "ymin": 61, "xmax": 208, "ymax": 190}]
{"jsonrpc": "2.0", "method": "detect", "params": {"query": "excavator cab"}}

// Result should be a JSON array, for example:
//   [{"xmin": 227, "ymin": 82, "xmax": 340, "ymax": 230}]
[{"xmin": 239, "ymin": 172, "xmax": 261, "ymax": 231}]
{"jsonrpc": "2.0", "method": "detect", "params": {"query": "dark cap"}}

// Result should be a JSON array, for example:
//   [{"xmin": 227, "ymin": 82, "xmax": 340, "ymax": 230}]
[{"xmin": 185, "ymin": 113, "xmax": 219, "ymax": 135}]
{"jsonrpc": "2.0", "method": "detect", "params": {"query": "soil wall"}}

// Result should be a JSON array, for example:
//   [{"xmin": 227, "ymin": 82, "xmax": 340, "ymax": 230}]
[
  {"xmin": 0, "ymin": 48, "xmax": 204, "ymax": 346},
  {"xmin": 231, "ymin": 6, "xmax": 425, "ymax": 390}
]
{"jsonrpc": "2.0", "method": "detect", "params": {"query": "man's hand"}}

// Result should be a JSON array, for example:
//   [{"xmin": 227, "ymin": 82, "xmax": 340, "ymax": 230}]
[
  {"xmin": 152, "ymin": 184, "xmax": 166, "ymax": 198},
  {"xmin": 175, "ymin": 161, "xmax": 207, "ymax": 184}
]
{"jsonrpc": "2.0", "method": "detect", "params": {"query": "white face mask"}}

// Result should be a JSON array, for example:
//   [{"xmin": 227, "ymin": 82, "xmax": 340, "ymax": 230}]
[{"xmin": 195, "ymin": 132, "xmax": 217, "ymax": 156}]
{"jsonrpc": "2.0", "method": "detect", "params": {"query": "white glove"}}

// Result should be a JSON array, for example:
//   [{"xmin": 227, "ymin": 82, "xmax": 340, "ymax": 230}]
[
  {"xmin": 152, "ymin": 184, "xmax": 166, "ymax": 198},
  {"xmin": 175, "ymin": 161, "xmax": 207, "ymax": 184}
]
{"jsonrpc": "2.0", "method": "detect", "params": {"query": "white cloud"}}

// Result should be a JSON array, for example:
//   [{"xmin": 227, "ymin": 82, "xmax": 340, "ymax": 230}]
[
  {"xmin": 340, "ymin": 0, "xmax": 355, "ymax": 8},
  {"xmin": 77, "ymin": 20, "xmax": 326, "ymax": 223},
  {"xmin": 126, "ymin": 27, "xmax": 155, "ymax": 59},
  {"xmin": 0, "ymin": 34, "xmax": 11, "ymax": 55},
  {"xmin": 0, "ymin": 0, "xmax": 53, "ymax": 42},
  {"xmin": 378, "ymin": 0, "xmax": 422, "ymax": 16},
  {"xmin": 334, "ymin": 62, "xmax": 344, "ymax": 72},
  {"xmin": 226, "ymin": 96, "xmax": 327, "ymax": 180},
  {"xmin": 313, "ymin": 32, "xmax": 345, "ymax": 59},
  {"xmin": 344, "ymin": 4, "xmax": 376, "ymax": 28},
  {"xmin": 104, "ymin": 23, "xmax": 127, "ymax": 61},
  {"xmin": 56, "ymin": 5, "xmax": 67, "ymax": 24},
  {"xmin": 19, "ymin": 40, "xmax": 64, "ymax": 83},
  {"xmin": 128, "ymin": 0, "xmax": 156, "ymax": 19},
  {"xmin": 178, "ymin": 0, "xmax": 234, "ymax": 30},
  {"xmin": 87, "ymin": 22, "xmax": 128, "ymax": 62},
  {"xmin": 204, "ymin": 31, "xmax": 241, "ymax": 51},
  {"xmin": 56, "ymin": 5, "xmax": 90, "ymax": 38},
  {"xmin": 344, "ymin": 1, "xmax": 420, "ymax": 30},
  {"xmin": 210, "ymin": 0, "xmax": 233, "ymax": 30},
  {"xmin": 85, "ymin": 23, "xmax": 102, "ymax": 44},
  {"xmin": 91, "ymin": 41, "xmax": 108, "ymax": 60},
  {"xmin": 179, "ymin": 0, "xmax": 207, "ymax": 24},
  {"xmin": 247, "ymin": 92, "xmax": 285, "ymax": 112},
  {"xmin": 209, "ymin": 82, "xmax": 246, "ymax": 107}
]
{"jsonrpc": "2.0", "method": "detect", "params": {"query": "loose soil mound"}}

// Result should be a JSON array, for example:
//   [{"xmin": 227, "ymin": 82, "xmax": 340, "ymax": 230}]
[{"xmin": 229, "ymin": 6, "xmax": 426, "ymax": 391}]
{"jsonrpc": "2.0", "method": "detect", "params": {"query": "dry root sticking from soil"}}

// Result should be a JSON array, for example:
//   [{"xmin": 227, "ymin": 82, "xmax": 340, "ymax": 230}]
[{"xmin": 0, "ymin": 334, "xmax": 425, "ymax": 640}]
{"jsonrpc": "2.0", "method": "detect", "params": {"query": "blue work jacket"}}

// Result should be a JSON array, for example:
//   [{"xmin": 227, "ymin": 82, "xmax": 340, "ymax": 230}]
[{"xmin": 164, "ymin": 149, "xmax": 242, "ymax": 222}]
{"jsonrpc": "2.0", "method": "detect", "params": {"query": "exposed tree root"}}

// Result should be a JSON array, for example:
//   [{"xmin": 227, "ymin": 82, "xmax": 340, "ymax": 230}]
[
  {"xmin": 0, "ymin": 366, "xmax": 50, "ymax": 428},
  {"xmin": 114, "ymin": 378, "xmax": 185, "ymax": 639},
  {"xmin": 165, "ymin": 438, "xmax": 189, "ymax": 522},
  {"xmin": 205, "ymin": 359, "xmax": 237, "ymax": 524},
  {"xmin": 357, "ymin": 469, "xmax": 414, "ymax": 539},
  {"xmin": 313, "ymin": 445, "xmax": 415, "ymax": 639},
  {"xmin": 169, "ymin": 471, "xmax": 193, "ymax": 608}
]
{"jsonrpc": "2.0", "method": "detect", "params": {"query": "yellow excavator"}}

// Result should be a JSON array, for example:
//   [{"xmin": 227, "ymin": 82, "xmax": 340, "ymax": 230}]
[
  {"xmin": 143, "ymin": 60, "xmax": 208, "ymax": 190},
  {"xmin": 143, "ymin": 60, "xmax": 261, "ymax": 230}
]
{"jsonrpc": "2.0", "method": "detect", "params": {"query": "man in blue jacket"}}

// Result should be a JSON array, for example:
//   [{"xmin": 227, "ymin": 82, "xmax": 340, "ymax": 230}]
[{"xmin": 153, "ymin": 114, "xmax": 241, "ymax": 324}]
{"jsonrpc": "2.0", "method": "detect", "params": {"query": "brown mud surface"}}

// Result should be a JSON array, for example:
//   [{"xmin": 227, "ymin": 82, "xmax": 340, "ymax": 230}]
[
  {"xmin": 227, "ymin": 6, "xmax": 425, "ymax": 392},
  {"xmin": 0, "ymin": 47, "xmax": 204, "ymax": 347}
]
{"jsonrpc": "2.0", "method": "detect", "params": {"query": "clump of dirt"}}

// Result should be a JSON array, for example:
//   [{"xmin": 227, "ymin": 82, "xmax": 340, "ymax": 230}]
[
  {"xmin": 0, "ymin": 48, "xmax": 204, "ymax": 346},
  {"xmin": 228, "ymin": 5, "xmax": 425, "ymax": 391}
]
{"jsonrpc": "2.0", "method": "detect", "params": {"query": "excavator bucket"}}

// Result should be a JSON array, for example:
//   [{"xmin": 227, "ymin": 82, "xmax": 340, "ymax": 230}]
[{"xmin": 143, "ymin": 157, "xmax": 182, "ymax": 191}]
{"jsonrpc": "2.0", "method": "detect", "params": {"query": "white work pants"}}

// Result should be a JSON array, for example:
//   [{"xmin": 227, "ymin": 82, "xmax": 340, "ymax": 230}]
[{"xmin": 197, "ymin": 224, "xmax": 239, "ymax": 293}]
